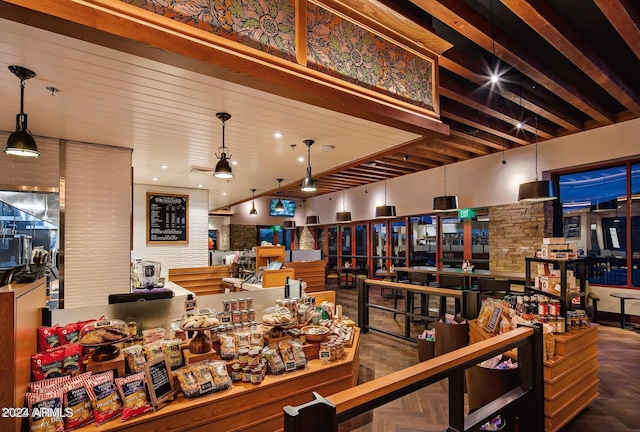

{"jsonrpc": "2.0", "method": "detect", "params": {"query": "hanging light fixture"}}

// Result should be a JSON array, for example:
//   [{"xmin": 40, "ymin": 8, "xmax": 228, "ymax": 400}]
[
  {"xmin": 274, "ymin": 178, "xmax": 285, "ymax": 212},
  {"xmin": 336, "ymin": 190, "xmax": 352, "ymax": 223},
  {"xmin": 282, "ymin": 220, "xmax": 296, "ymax": 229},
  {"xmin": 214, "ymin": 112, "xmax": 233, "ymax": 179},
  {"xmin": 433, "ymin": 142, "xmax": 459, "ymax": 212},
  {"xmin": 249, "ymin": 188, "xmax": 258, "ymax": 216},
  {"xmin": 301, "ymin": 139, "xmax": 317, "ymax": 192},
  {"xmin": 375, "ymin": 166, "xmax": 397, "ymax": 218},
  {"xmin": 306, "ymin": 196, "xmax": 320, "ymax": 225},
  {"xmin": 4, "ymin": 66, "xmax": 39, "ymax": 158},
  {"xmin": 518, "ymin": 113, "xmax": 557, "ymax": 202}
]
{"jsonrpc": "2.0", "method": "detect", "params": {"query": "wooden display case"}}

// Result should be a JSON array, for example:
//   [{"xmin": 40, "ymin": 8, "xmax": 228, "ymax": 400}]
[
  {"xmin": 469, "ymin": 320, "xmax": 599, "ymax": 432},
  {"xmin": 524, "ymin": 258, "xmax": 586, "ymax": 316}
]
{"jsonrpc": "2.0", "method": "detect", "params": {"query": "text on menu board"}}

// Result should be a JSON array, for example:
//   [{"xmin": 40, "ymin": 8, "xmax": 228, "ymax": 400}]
[{"xmin": 147, "ymin": 193, "xmax": 189, "ymax": 243}]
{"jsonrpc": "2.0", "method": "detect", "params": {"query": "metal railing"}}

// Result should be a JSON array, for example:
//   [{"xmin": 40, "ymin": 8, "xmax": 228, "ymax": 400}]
[{"xmin": 284, "ymin": 323, "xmax": 544, "ymax": 432}]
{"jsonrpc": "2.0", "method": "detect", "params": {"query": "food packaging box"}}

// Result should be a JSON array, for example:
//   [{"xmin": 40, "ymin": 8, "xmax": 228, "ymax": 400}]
[
  {"xmin": 538, "ymin": 276, "xmax": 561, "ymax": 292},
  {"xmin": 543, "ymin": 237, "xmax": 567, "ymax": 244},
  {"xmin": 537, "ymin": 263, "xmax": 550, "ymax": 276},
  {"xmin": 541, "ymin": 243, "xmax": 577, "ymax": 259},
  {"xmin": 341, "ymin": 319, "xmax": 356, "ymax": 327}
]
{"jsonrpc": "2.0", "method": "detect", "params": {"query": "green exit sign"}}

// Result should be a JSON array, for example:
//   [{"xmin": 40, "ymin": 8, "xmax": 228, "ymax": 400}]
[{"xmin": 458, "ymin": 208, "xmax": 476, "ymax": 219}]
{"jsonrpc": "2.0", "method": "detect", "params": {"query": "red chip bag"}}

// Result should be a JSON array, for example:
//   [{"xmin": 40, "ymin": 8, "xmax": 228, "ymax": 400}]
[
  {"xmin": 115, "ymin": 372, "xmax": 153, "ymax": 421},
  {"xmin": 85, "ymin": 371, "xmax": 122, "ymax": 425},
  {"xmin": 58, "ymin": 323, "xmax": 79, "ymax": 345},
  {"xmin": 32, "ymin": 349, "xmax": 65, "ymax": 381},
  {"xmin": 27, "ymin": 388, "xmax": 65, "ymax": 432},
  {"xmin": 63, "ymin": 343, "xmax": 84, "ymax": 377},
  {"xmin": 38, "ymin": 325, "xmax": 60, "ymax": 352},
  {"xmin": 61, "ymin": 373, "xmax": 94, "ymax": 430}
]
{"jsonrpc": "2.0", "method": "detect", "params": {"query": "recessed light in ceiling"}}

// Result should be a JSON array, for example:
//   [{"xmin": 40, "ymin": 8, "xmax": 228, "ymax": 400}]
[
  {"xmin": 223, "ymin": 192, "xmax": 227, "ymax": 195},
  {"xmin": 161, "ymin": 164, "xmax": 168, "ymax": 169},
  {"xmin": 152, "ymin": 177, "xmax": 159, "ymax": 181},
  {"xmin": 198, "ymin": 184, "xmax": 204, "ymax": 188},
  {"xmin": 274, "ymin": 132, "xmax": 283, "ymax": 138},
  {"xmin": 232, "ymin": 160, "xmax": 238, "ymax": 165},
  {"xmin": 298, "ymin": 156, "xmax": 305, "ymax": 162}
]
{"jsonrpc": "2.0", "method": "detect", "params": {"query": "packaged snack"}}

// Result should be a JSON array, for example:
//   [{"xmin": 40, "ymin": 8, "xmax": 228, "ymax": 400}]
[
  {"xmin": 31, "ymin": 349, "xmax": 65, "ymax": 381},
  {"xmin": 142, "ymin": 327, "xmax": 166, "ymax": 344},
  {"xmin": 278, "ymin": 340, "xmax": 295, "ymax": 363},
  {"xmin": 143, "ymin": 342, "xmax": 164, "ymax": 362},
  {"xmin": 219, "ymin": 334, "xmax": 238, "ymax": 360},
  {"xmin": 85, "ymin": 371, "xmax": 122, "ymax": 425},
  {"xmin": 38, "ymin": 325, "xmax": 60, "ymax": 352},
  {"xmin": 161, "ymin": 340, "xmax": 184, "ymax": 369},
  {"xmin": 63, "ymin": 343, "xmax": 84, "ymax": 376},
  {"xmin": 290, "ymin": 341, "xmax": 307, "ymax": 369},
  {"xmin": 29, "ymin": 375, "xmax": 71, "ymax": 393},
  {"xmin": 61, "ymin": 373, "xmax": 94, "ymax": 430},
  {"xmin": 262, "ymin": 345, "xmax": 285, "ymax": 375},
  {"xmin": 208, "ymin": 361, "xmax": 232, "ymax": 391},
  {"xmin": 57, "ymin": 323, "xmax": 80, "ymax": 345},
  {"xmin": 122, "ymin": 345, "xmax": 146, "ymax": 374},
  {"xmin": 236, "ymin": 332, "xmax": 250, "ymax": 349},
  {"xmin": 115, "ymin": 372, "xmax": 153, "ymax": 421},
  {"xmin": 26, "ymin": 388, "xmax": 65, "ymax": 432},
  {"xmin": 175, "ymin": 362, "xmax": 216, "ymax": 398},
  {"xmin": 249, "ymin": 330, "xmax": 264, "ymax": 348}
]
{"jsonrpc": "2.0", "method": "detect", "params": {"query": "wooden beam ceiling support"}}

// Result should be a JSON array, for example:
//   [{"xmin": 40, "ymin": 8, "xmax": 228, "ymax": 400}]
[
  {"xmin": 501, "ymin": 0, "xmax": 640, "ymax": 117},
  {"xmin": 449, "ymin": 129, "xmax": 510, "ymax": 151},
  {"xmin": 593, "ymin": 0, "xmax": 640, "ymax": 59},
  {"xmin": 410, "ymin": 0, "xmax": 616, "ymax": 125}
]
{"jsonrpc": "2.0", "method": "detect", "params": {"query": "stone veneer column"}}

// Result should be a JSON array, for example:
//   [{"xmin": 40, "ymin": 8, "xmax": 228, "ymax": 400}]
[
  {"xmin": 229, "ymin": 224, "xmax": 257, "ymax": 250},
  {"xmin": 489, "ymin": 202, "xmax": 554, "ymax": 272},
  {"xmin": 299, "ymin": 226, "xmax": 315, "ymax": 250}
]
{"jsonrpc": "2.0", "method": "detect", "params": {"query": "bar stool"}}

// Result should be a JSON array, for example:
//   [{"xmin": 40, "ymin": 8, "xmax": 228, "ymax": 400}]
[{"xmin": 436, "ymin": 274, "xmax": 466, "ymax": 315}]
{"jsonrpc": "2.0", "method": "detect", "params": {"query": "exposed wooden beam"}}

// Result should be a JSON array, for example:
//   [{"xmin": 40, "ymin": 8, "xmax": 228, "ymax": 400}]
[
  {"xmin": 449, "ymin": 129, "xmax": 511, "ymax": 151},
  {"xmin": 594, "ymin": 0, "xmax": 640, "ymax": 59},
  {"xmin": 410, "ymin": 0, "xmax": 616, "ymax": 125},
  {"xmin": 501, "ymin": 0, "xmax": 640, "ymax": 117}
]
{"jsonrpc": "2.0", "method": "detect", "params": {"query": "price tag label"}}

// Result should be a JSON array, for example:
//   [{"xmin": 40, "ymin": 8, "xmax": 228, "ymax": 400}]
[
  {"xmin": 319, "ymin": 350, "xmax": 331, "ymax": 364},
  {"xmin": 285, "ymin": 360, "xmax": 296, "ymax": 372},
  {"xmin": 184, "ymin": 299, "xmax": 197, "ymax": 311}
]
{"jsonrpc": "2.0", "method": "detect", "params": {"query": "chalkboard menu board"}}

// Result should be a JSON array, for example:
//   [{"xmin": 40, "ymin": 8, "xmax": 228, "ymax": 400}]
[
  {"xmin": 144, "ymin": 356, "xmax": 175, "ymax": 407},
  {"xmin": 147, "ymin": 193, "xmax": 189, "ymax": 243}
]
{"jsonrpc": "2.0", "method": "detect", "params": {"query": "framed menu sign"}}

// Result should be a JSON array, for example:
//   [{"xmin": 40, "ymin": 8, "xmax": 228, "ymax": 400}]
[{"xmin": 147, "ymin": 193, "xmax": 189, "ymax": 243}]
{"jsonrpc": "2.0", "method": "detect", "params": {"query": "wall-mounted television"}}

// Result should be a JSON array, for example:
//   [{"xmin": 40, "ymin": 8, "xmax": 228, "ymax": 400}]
[{"xmin": 269, "ymin": 199, "xmax": 296, "ymax": 217}]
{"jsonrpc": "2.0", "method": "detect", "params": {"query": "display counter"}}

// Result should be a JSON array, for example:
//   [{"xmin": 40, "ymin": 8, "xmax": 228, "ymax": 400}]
[
  {"xmin": 73, "ymin": 329, "xmax": 360, "ymax": 432},
  {"xmin": 469, "ymin": 320, "xmax": 599, "ymax": 432}
]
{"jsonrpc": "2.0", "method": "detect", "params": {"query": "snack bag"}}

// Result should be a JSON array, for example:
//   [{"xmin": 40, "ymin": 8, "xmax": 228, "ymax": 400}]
[
  {"xmin": 161, "ymin": 340, "xmax": 184, "ymax": 370},
  {"xmin": 262, "ymin": 345, "xmax": 285, "ymax": 374},
  {"xmin": 31, "ymin": 349, "xmax": 65, "ymax": 381},
  {"xmin": 176, "ymin": 362, "xmax": 215, "ymax": 398},
  {"xmin": 143, "ymin": 342, "xmax": 164, "ymax": 362},
  {"xmin": 236, "ymin": 332, "xmax": 250, "ymax": 349},
  {"xmin": 290, "ymin": 341, "xmax": 307, "ymax": 369},
  {"xmin": 249, "ymin": 330, "xmax": 264, "ymax": 348},
  {"xmin": 38, "ymin": 325, "xmax": 60, "ymax": 352},
  {"xmin": 61, "ymin": 373, "xmax": 94, "ymax": 430},
  {"xmin": 58, "ymin": 323, "xmax": 80, "ymax": 345},
  {"xmin": 26, "ymin": 387, "xmax": 65, "ymax": 432},
  {"xmin": 63, "ymin": 343, "xmax": 84, "ymax": 376},
  {"xmin": 122, "ymin": 345, "xmax": 146, "ymax": 374},
  {"xmin": 219, "ymin": 334, "xmax": 238, "ymax": 360},
  {"xmin": 29, "ymin": 375, "xmax": 71, "ymax": 393},
  {"xmin": 115, "ymin": 372, "xmax": 153, "ymax": 421},
  {"xmin": 85, "ymin": 371, "xmax": 122, "ymax": 425},
  {"xmin": 208, "ymin": 361, "xmax": 232, "ymax": 391}
]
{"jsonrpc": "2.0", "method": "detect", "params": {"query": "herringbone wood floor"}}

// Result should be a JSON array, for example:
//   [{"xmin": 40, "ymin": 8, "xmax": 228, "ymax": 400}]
[{"xmin": 328, "ymin": 283, "xmax": 640, "ymax": 432}]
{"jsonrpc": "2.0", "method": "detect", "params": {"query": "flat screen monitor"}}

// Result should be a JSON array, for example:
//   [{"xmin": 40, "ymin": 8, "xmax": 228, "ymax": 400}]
[{"xmin": 269, "ymin": 199, "xmax": 296, "ymax": 217}]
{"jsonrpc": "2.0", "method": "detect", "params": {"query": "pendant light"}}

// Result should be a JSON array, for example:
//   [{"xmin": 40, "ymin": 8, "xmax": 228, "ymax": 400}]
[
  {"xmin": 274, "ymin": 179, "xmax": 285, "ymax": 212},
  {"xmin": 282, "ymin": 220, "xmax": 296, "ymax": 229},
  {"xmin": 433, "ymin": 143, "xmax": 459, "ymax": 212},
  {"xmin": 518, "ymin": 113, "xmax": 557, "ymax": 202},
  {"xmin": 214, "ymin": 112, "xmax": 233, "ymax": 179},
  {"xmin": 301, "ymin": 139, "xmax": 317, "ymax": 192},
  {"xmin": 249, "ymin": 188, "xmax": 258, "ymax": 216},
  {"xmin": 4, "ymin": 66, "xmax": 39, "ymax": 158},
  {"xmin": 306, "ymin": 196, "xmax": 320, "ymax": 225},
  {"xmin": 336, "ymin": 190, "xmax": 352, "ymax": 223},
  {"xmin": 375, "ymin": 166, "xmax": 397, "ymax": 218}
]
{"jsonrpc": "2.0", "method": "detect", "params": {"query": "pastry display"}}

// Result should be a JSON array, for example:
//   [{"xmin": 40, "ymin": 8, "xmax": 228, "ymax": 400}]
[
  {"xmin": 78, "ymin": 320, "xmax": 129, "ymax": 346},
  {"xmin": 261, "ymin": 307, "xmax": 293, "ymax": 326},
  {"xmin": 180, "ymin": 308, "xmax": 220, "ymax": 330}
]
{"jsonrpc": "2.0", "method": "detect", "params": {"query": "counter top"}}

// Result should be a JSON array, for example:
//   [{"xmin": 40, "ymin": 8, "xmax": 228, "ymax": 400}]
[{"xmin": 222, "ymin": 277, "xmax": 284, "ymax": 292}]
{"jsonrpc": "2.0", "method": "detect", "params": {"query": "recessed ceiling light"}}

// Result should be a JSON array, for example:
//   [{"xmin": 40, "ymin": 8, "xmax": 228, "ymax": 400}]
[
  {"xmin": 516, "ymin": 121, "xmax": 522, "ymax": 129},
  {"xmin": 222, "ymin": 192, "xmax": 227, "ymax": 195},
  {"xmin": 161, "ymin": 164, "xmax": 168, "ymax": 169},
  {"xmin": 490, "ymin": 73, "xmax": 499, "ymax": 83},
  {"xmin": 152, "ymin": 177, "xmax": 159, "ymax": 181},
  {"xmin": 232, "ymin": 160, "xmax": 238, "ymax": 165},
  {"xmin": 274, "ymin": 132, "xmax": 283, "ymax": 138},
  {"xmin": 298, "ymin": 156, "xmax": 305, "ymax": 163},
  {"xmin": 198, "ymin": 184, "xmax": 204, "ymax": 188}
]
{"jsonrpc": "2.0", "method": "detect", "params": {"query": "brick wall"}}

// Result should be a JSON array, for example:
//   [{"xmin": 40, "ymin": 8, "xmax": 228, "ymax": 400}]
[
  {"xmin": 489, "ymin": 201, "xmax": 554, "ymax": 272},
  {"xmin": 229, "ymin": 224, "xmax": 256, "ymax": 250}
]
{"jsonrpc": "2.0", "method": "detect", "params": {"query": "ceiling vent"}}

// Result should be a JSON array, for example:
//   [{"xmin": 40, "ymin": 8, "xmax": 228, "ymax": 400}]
[
  {"xmin": 190, "ymin": 165, "xmax": 215, "ymax": 173},
  {"xmin": 319, "ymin": 144, "xmax": 335, "ymax": 152}
]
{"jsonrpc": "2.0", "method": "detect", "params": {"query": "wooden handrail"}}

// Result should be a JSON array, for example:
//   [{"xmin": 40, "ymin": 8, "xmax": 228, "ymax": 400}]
[
  {"xmin": 284, "ymin": 324, "xmax": 544, "ymax": 432},
  {"xmin": 362, "ymin": 278, "xmax": 464, "ymax": 298}
]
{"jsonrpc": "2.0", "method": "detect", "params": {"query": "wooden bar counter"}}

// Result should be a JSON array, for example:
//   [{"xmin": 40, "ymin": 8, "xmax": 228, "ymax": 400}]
[{"xmin": 74, "ymin": 329, "xmax": 360, "ymax": 432}]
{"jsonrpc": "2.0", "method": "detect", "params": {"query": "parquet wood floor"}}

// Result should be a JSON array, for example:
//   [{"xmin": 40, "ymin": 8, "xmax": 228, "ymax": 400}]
[{"xmin": 329, "ymin": 286, "xmax": 640, "ymax": 432}]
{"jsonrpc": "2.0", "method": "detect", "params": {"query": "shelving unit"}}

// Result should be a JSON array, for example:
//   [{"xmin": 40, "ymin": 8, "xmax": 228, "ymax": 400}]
[{"xmin": 524, "ymin": 257, "xmax": 586, "ymax": 315}]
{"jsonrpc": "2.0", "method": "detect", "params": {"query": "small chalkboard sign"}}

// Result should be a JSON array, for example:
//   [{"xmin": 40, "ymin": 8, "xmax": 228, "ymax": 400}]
[
  {"xmin": 147, "ymin": 192, "xmax": 189, "ymax": 244},
  {"xmin": 144, "ymin": 355, "xmax": 175, "ymax": 408}
]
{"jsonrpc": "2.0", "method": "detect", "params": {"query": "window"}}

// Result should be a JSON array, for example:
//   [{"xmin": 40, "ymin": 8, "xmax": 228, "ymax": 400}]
[{"xmin": 409, "ymin": 216, "xmax": 436, "ymax": 266}]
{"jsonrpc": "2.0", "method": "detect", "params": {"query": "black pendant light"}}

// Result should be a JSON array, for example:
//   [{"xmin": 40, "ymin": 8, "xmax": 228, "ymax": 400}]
[
  {"xmin": 375, "ymin": 166, "xmax": 396, "ymax": 218},
  {"xmin": 274, "ymin": 179, "xmax": 285, "ymax": 212},
  {"xmin": 306, "ymin": 196, "xmax": 320, "ymax": 225},
  {"xmin": 433, "ymin": 142, "xmax": 459, "ymax": 212},
  {"xmin": 4, "ymin": 66, "xmax": 39, "ymax": 158},
  {"xmin": 518, "ymin": 114, "xmax": 557, "ymax": 202},
  {"xmin": 282, "ymin": 220, "xmax": 296, "ymax": 229},
  {"xmin": 336, "ymin": 191, "xmax": 351, "ymax": 223},
  {"xmin": 214, "ymin": 112, "xmax": 233, "ymax": 179},
  {"xmin": 249, "ymin": 188, "xmax": 258, "ymax": 216},
  {"xmin": 301, "ymin": 139, "xmax": 317, "ymax": 192}
]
